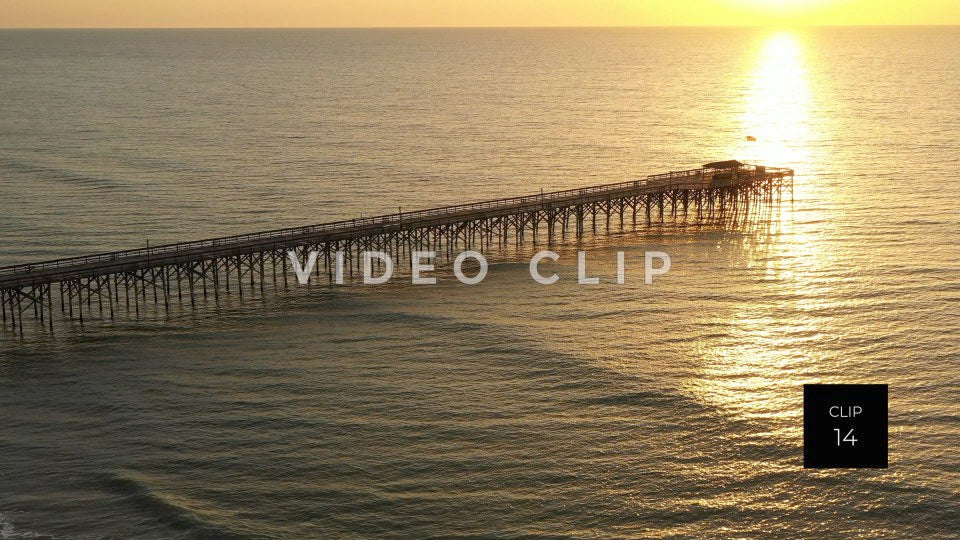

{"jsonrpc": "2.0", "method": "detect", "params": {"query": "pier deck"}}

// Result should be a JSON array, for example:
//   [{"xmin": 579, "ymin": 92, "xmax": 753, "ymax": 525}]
[{"xmin": 0, "ymin": 162, "xmax": 792, "ymax": 333}]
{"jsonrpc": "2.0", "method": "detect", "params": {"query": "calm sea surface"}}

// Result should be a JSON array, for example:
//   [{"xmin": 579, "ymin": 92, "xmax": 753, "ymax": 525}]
[{"xmin": 0, "ymin": 28, "xmax": 958, "ymax": 538}]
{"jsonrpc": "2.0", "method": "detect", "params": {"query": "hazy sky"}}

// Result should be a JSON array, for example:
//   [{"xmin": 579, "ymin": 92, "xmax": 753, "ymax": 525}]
[{"xmin": 2, "ymin": 0, "xmax": 958, "ymax": 28}]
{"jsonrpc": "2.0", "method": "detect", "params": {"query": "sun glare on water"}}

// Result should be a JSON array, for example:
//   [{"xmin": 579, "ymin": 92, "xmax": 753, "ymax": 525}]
[
  {"xmin": 688, "ymin": 30, "xmax": 838, "ymax": 443},
  {"xmin": 732, "ymin": 32, "xmax": 814, "ymax": 168}
]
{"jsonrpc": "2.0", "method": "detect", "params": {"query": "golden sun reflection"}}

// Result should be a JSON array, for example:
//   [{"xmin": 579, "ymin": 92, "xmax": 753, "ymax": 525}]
[
  {"xmin": 731, "ymin": 32, "xmax": 814, "ymax": 168},
  {"xmin": 687, "ymin": 32, "xmax": 840, "ymax": 436}
]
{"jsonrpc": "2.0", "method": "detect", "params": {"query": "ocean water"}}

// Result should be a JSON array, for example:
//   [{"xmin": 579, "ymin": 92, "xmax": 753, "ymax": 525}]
[{"xmin": 1, "ymin": 27, "xmax": 959, "ymax": 538}]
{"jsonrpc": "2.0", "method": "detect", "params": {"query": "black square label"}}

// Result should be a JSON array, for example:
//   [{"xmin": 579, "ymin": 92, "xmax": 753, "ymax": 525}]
[{"xmin": 803, "ymin": 384, "xmax": 888, "ymax": 468}]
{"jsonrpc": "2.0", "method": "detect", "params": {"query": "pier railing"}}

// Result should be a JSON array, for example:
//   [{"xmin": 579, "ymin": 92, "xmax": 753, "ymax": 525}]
[
  {"xmin": 1, "ymin": 161, "xmax": 796, "ymax": 333},
  {"xmin": 0, "ymin": 164, "xmax": 792, "ymax": 279}
]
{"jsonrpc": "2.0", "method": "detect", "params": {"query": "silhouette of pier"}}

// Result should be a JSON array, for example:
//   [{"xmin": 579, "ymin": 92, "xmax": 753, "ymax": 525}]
[{"xmin": 0, "ymin": 161, "xmax": 792, "ymax": 334}]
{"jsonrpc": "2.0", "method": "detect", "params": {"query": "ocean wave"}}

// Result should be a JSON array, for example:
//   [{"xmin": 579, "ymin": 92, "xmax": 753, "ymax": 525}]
[
  {"xmin": 95, "ymin": 471, "xmax": 250, "ymax": 539},
  {"xmin": 0, "ymin": 513, "xmax": 45, "ymax": 540},
  {"xmin": 0, "ymin": 158, "xmax": 121, "ymax": 190}
]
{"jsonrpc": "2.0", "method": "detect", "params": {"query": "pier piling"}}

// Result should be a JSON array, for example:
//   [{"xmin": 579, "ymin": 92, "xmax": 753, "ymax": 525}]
[{"xmin": 0, "ymin": 162, "xmax": 792, "ymax": 336}]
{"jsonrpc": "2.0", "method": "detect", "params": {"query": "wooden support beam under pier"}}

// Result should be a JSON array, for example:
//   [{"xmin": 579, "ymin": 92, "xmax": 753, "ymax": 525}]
[{"xmin": 0, "ymin": 162, "xmax": 792, "ymax": 335}]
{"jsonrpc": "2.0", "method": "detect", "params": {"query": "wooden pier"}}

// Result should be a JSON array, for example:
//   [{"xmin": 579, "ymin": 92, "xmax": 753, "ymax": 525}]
[{"xmin": 0, "ymin": 161, "xmax": 792, "ymax": 335}]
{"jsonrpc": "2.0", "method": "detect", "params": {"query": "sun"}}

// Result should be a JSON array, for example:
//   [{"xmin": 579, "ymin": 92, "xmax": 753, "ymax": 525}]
[
  {"xmin": 740, "ymin": 0, "xmax": 817, "ymax": 4},
  {"xmin": 731, "ymin": 0, "xmax": 829, "ymax": 14},
  {"xmin": 716, "ymin": 0, "xmax": 835, "ymax": 24}
]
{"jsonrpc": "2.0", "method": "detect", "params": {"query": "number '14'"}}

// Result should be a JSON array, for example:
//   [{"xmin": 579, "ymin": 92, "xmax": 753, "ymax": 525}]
[{"xmin": 834, "ymin": 428, "xmax": 857, "ymax": 446}]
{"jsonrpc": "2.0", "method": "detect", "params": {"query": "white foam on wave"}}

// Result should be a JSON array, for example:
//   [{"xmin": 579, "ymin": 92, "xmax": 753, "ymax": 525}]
[{"xmin": 0, "ymin": 513, "xmax": 44, "ymax": 539}]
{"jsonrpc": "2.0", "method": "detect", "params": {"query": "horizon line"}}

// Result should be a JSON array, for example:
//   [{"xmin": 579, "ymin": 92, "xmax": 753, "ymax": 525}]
[{"xmin": 2, "ymin": 24, "xmax": 959, "ymax": 30}]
